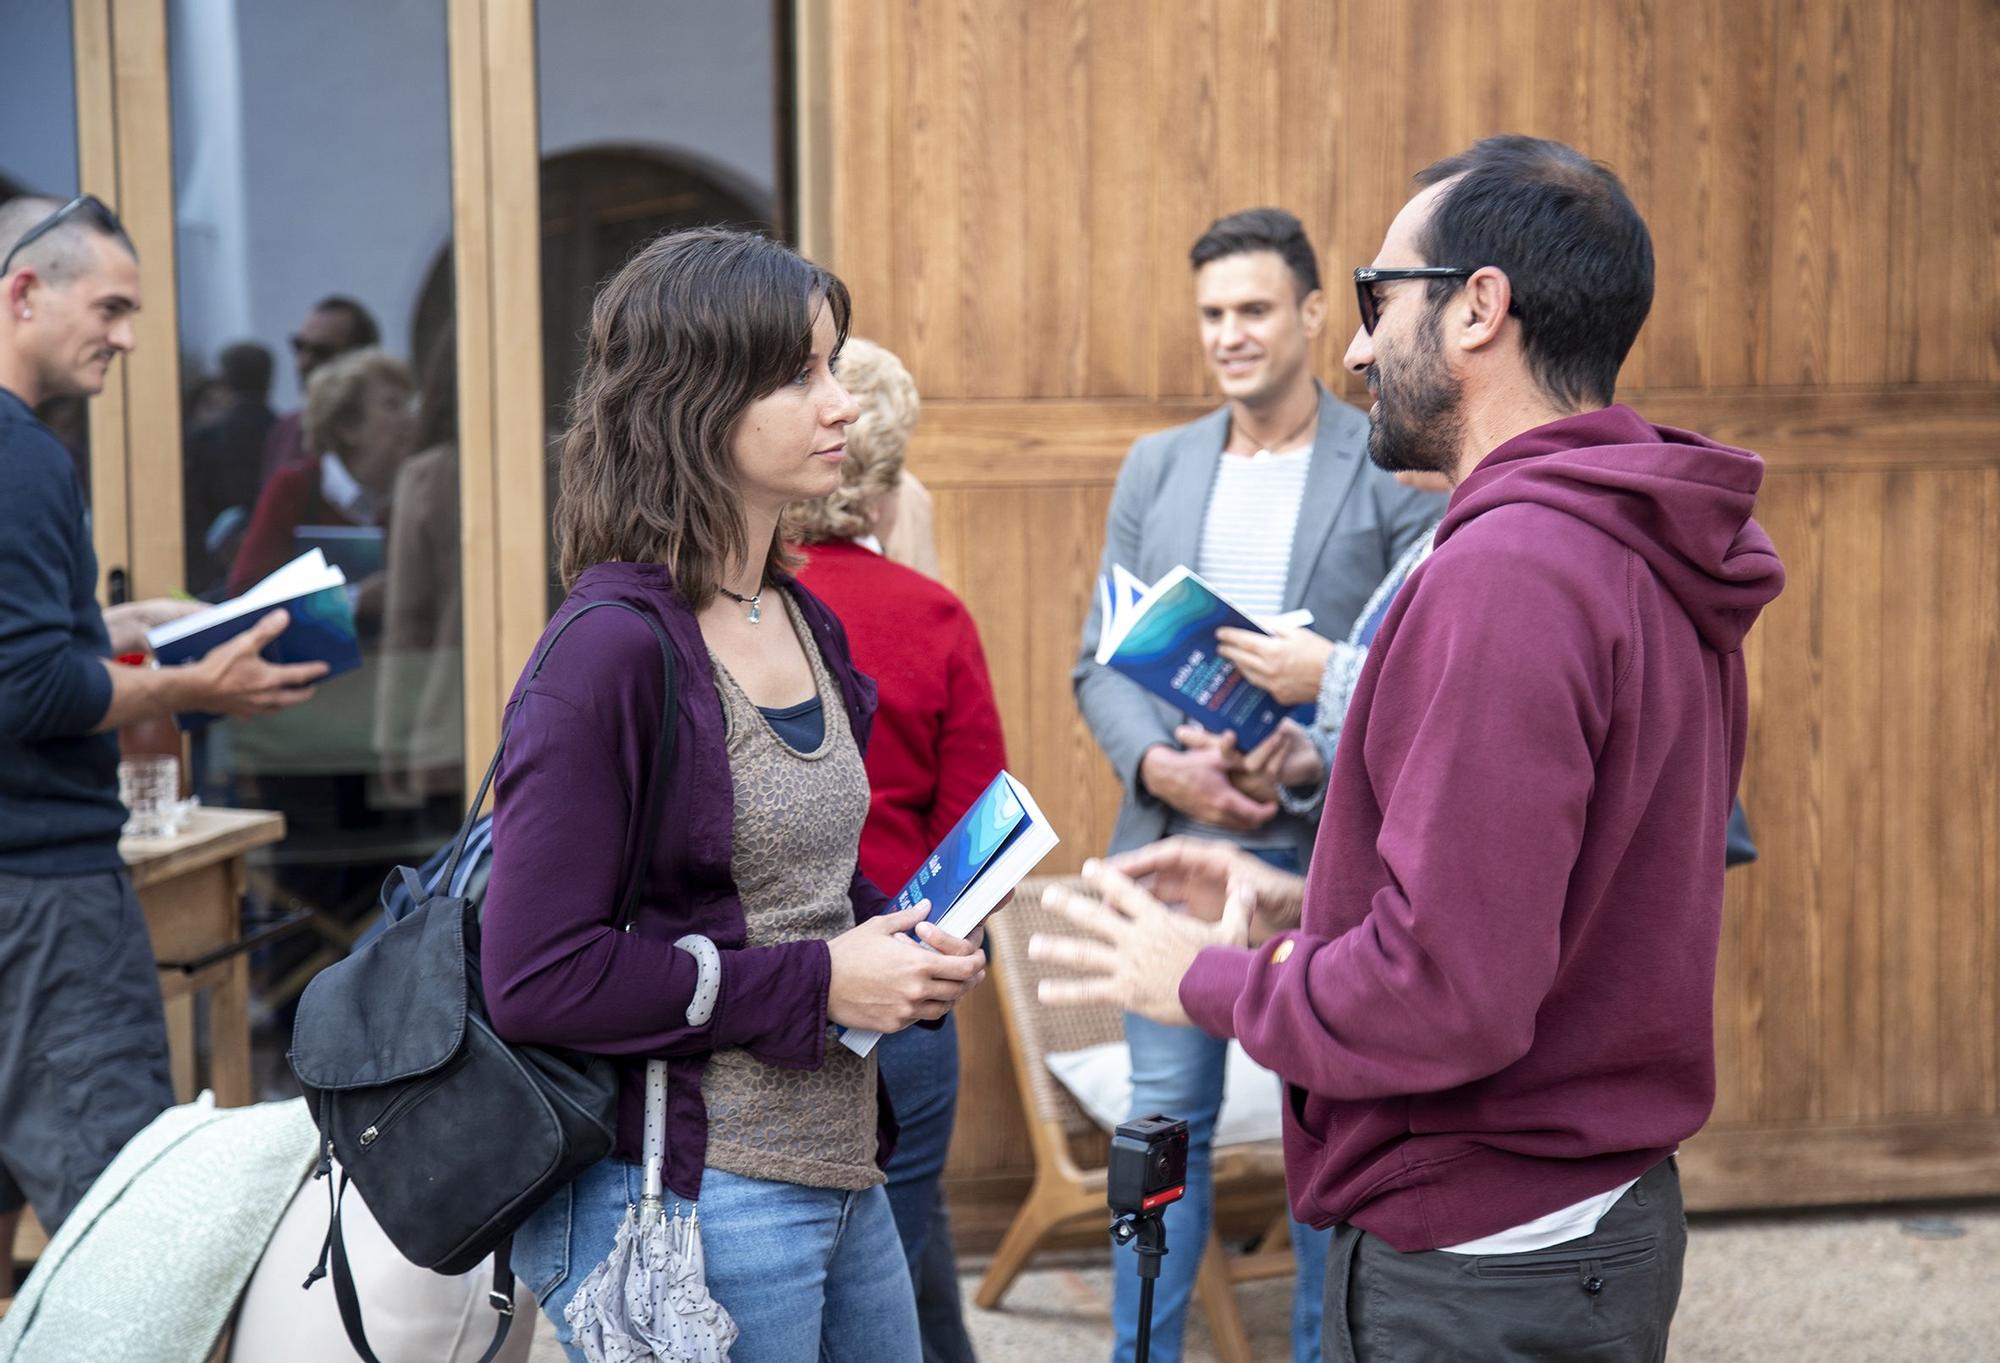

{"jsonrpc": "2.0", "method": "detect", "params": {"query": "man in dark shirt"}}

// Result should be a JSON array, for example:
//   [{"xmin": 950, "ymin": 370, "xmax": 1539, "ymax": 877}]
[
  {"xmin": 0, "ymin": 195, "xmax": 326, "ymax": 1248},
  {"xmin": 258, "ymin": 294, "xmax": 379, "ymax": 484},
  {"xmin": 182, "ymin": 341, "xmax": 277, "ymax": 596}
]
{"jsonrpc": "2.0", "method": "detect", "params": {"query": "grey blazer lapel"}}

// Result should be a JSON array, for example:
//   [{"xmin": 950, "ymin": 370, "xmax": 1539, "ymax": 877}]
[
  {"xmin": 1147, "ymin": 404, "xmax": 1230, "ymax": 580},
  {"xmin": 1282, "ymin": 385, "xmax": 1372, "ymax": 612}
]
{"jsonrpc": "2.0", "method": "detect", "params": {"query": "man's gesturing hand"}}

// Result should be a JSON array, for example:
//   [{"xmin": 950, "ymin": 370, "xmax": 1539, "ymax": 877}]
[
  {"xmin": 185, "ymin": 609, "xmax": 328, "ymax": 716},
  {"xmin": 1029, "ymin": 860, "xmax": 1253, "ymax": 1026},
  {"xmin": 1106, "ymin": 835, "xmax": 1306, "ymax": 943}
]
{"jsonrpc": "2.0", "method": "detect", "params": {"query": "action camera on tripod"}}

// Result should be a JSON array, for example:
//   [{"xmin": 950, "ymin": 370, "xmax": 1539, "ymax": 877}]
[
  {"xmin": 1107, "ymin": 1113, "xmax": 1189, "ymax": 1216},
  {"xmin": 1107, "ymin": 1114, "xmax": 1190, "ymax": 1363}
]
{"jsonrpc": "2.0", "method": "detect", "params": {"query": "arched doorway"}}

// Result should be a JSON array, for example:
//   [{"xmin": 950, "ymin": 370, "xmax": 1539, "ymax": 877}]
[{"xmin": 410, "ymin": 146, "xmax": 772, "ymax": 432}]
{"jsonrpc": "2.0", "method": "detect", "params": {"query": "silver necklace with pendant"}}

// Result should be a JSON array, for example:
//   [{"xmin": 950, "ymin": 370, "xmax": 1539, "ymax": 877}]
[{"xmin": 719, "ymin": 585, "xmax": 763, "ymax": 624}]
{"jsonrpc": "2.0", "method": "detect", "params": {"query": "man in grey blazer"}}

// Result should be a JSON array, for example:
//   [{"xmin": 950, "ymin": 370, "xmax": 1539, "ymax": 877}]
[{"xmin": 1072, "ymin": 208, "xmax": 1442, "ymax": 1363}]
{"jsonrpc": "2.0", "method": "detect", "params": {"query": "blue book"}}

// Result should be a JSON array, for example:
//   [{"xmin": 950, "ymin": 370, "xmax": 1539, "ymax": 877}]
[
  {"xmin": 839, "ymin": 769, "xmax": 1060, "ymax": 1057},
  {"xmin": 145, "ymin": 550, "xmax": 362, "ymax": 731},
  {"xmin": 1094, "ymin": 565, "xmax": 1311, "ymax": 751},
  {"xmin": 295, "ymin": 524, "xmax": 386, "ymax": 581}
]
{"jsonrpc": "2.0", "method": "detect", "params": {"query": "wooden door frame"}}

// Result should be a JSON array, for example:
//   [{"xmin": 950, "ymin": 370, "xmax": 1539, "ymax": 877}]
[
  {"xmin": 72, "ymin": 0, "xmax": 548, "ymax": 772},
  {"xmin": 447, "ymin": 0, "xmax": 546, "ymax": 768},
  {"xmin": 73, "ymin": 0, "xmax": 182, "ymax": 604}
]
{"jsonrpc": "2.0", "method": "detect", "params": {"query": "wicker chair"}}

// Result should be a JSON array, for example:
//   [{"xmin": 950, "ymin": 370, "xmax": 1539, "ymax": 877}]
[{"xmin": 979, "ymin": 875, "xmax": 1293, "ymax": 1363}]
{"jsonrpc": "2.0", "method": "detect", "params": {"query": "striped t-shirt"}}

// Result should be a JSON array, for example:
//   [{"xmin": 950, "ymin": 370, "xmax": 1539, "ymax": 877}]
[
  {"xmin": 1195, "ymin": 446, "xmax": 1313, "ymax": 617},
  {"xmin": 1166, "ymin": 445, "xmax": 1314, "ymax": 851}
]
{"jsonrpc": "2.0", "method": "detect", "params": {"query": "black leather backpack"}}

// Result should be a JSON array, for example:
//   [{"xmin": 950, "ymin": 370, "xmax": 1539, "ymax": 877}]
[{"xmin": 288, "ymin": 599, "xmax": 677, "ymax": 1363}]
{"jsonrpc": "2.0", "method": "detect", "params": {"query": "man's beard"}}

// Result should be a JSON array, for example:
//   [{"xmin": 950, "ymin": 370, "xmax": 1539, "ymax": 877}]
[{"xmin": 1366, "ymin": 306, "xmax": 1463, "ymax": 477}]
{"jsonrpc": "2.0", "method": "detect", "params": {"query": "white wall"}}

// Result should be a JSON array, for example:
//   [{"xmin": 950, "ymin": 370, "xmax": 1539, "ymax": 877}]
[
  {"xmin": 170, "ymin": 0, "xmax": 778, "ymax": 407},
  {"xmin": 0, "ymin": 0, "xmax": 81, "ymax": 199}
]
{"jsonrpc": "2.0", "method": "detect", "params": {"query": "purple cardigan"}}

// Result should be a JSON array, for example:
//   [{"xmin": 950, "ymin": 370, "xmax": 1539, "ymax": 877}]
[{"xmin": 480, "ymin": 562, "xmax": 895, "ymax": 1199}]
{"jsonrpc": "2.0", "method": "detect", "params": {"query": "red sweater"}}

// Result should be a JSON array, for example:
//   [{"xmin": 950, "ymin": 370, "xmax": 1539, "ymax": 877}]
[
  {"xmin": 226, "ymin": 458, "xmax": 358, "ymax": 597},
  {"xmin": 1182, "ymin": 406, "xmax": 1785, "ymax": 1251},
  {"xmin": 792, "ymin": 539, "xmax": 1007, "ymax": 891}
]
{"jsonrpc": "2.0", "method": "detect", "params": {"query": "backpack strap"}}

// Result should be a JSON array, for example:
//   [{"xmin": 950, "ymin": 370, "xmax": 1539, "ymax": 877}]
[
  {"xmin": 438, "ymin": 598, "xmax": 680, "ymax": 929},
  {"xmin": 320, "ymin": 1165, "xmax": 518, "ymax": 1363}
]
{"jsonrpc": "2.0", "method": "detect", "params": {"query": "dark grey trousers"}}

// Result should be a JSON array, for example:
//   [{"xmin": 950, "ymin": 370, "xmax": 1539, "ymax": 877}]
[
  {"xmin": 0, "ymin": 869, "xmax": 174, "ymax": 1232},
  {"xmin": 1324, "ymin": 1157, "xmax": 1686, "ymax": 1363}
]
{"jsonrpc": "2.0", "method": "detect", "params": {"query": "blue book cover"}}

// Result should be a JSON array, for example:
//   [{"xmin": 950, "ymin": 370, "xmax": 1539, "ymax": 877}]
[
  {"xmin": 840, "ymin": 769, "xmax": 1060, "ymax": 1057},
  {"xmin": 1095, "ymin": 565, "xmax": 1288, "ymax": 750},
  {"xmin": 147, "ymin": 556, "xmax": 361, "ymax": 731},
  {"xmin": 893, "ymin": 770, "xmax": 1036, "ymax": 929}
]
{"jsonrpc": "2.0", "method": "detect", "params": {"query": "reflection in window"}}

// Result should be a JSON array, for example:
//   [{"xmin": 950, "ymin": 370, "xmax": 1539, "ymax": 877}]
[
  {"xmin": 167, "ymin": 0, "xmax": 462, "ymax": 1093},
  {"xmin": 530, "ymin": 0, "xmax": 787, "ymax": 606},
  {"xmin": 0, "ymin": 0, "xmax": 88, "ymax": 501}
]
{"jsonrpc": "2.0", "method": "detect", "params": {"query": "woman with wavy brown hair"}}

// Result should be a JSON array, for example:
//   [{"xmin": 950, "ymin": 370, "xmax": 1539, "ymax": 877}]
[{"xmin": 480, "ymin": 227, "xmax": 989, "ymax": 1362}]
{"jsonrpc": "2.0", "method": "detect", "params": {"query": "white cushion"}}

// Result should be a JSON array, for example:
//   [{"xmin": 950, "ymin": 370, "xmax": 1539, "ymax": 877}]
[{"xmin": 1044, "ymin": 1040, "xmax": 1284, "ymax": 1148}]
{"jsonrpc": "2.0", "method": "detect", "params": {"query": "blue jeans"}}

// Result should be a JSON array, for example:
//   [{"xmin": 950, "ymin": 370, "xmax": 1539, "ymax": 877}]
[
  {"xmin": 1113, "ymin": 1013, "xmax": 1331, "ymax": 1363},
  {"xmin": 879, "ymin": 1015, "xmax": 978, "ymax": 1363},
  {"xmin": 514, "ymin": 1157, "xmax": 922, "ymax": 1363}
]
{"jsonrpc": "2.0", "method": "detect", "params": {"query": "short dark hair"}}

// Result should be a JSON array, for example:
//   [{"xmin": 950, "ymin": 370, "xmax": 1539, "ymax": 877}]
[
  {"xmin": 555, "ymin": 227, "xmax": 852, "ymax": 604},
  {"xmin": 310, "ymin": 294, "xmax": 380, "ymax": 350},
  {"xmin": 1412, "ymin": 136, "xmax": 1653, "ymax": 408},
  {"xmin": 1189, "ymin": 207, "xmax": 1321, "ymax": 298},
  {"xmin": 218, "ymin": 341, "xmax": 273, "ymax": 398}
]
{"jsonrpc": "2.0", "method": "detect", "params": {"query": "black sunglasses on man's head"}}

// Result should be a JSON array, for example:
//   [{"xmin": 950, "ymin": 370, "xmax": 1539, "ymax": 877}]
[{"xmin": 1, "ymin": 194, "xmax": 134, "ymax": 277}]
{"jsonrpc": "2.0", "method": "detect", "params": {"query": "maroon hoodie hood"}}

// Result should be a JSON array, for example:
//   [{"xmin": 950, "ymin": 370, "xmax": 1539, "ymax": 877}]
[{"xmin": 1439, "ymin": 404, "xmax": 1785, "ymax": 650}]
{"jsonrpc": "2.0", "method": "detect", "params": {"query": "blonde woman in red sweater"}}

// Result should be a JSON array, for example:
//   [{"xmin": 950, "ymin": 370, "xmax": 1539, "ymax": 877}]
[{"xmin": 788, "ymin": 337, "xmax": 1005, "ymax": 1363}]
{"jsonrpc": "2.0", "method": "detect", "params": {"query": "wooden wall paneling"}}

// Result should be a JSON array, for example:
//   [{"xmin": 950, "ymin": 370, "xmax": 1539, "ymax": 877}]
[
  {"xmin": 1680, "ymin": 1115, "xmax": 2000, "ymax": 1210},
  {"xmin": 1821, "ymin": 0, "xmax": 1893, "ymax": 388},
  {"xmin": 1749, "ymin": 471, "xmax": 1824, "ymax": 1124},
  {"xmin": 1768, "ymin": 0, "xmax": 1830, "ymax": 387},
  {"xmin": 1211, "ymin": 0, "xmax": 1275, "ymax": 222},
  {"xmin": 1816, "ymin": 471, "xmax": 1886, "ymax": 1121},
  {"xmin": 1878, "ymin": 469, "xmax": 1944, "ymax": 1116},
  {"xmin": 1704, "ymin": 0, "xmax": 1776, "ymax": 389},
  {"xmin": 1965, "ymin": 0, "xmax": 2000, "ymax": 384},
  {"xmin": 1983, "ymin": 469, "xmax": 2000, "ymax": 1113},
  {"xmin": 1148, "ymin": 0, "xmax": 1217, "ymax": 399},
  {"xmin": 1275, "ymin": 0, "xmax": 1339, "ymax": 371},
  {"xmin": 1323, "ymin": 0, "xmax": 1417, "ymax": 401},
  {"xmin": 893, "ymin": 0, "xmax": 963, "ymax": 396},
  {"xmin": 1082, "ymin": 0, "xmax": 1155, "ymax": 399},
  {"xmin": 826, "ymin": 0, "xmax": 892, "ymax": 326},
  {"xmin": 1021, "ymin": 0, "xmax": 1089, "ymax": 399},
  {"xmin": 958, "ymin": 1, "xmax": 1029, "ymax": 400},
  {"xmin": 1635, "ymin": 0, "xmax": 1714, "ymax": 391},
  {"xmin": 1886, "ymin": 0, "xmax": 1954, "ymax": 383},
  {"xmin": 1932, "ymin": 468, "xmax": 1998, "ymax": 1114}
]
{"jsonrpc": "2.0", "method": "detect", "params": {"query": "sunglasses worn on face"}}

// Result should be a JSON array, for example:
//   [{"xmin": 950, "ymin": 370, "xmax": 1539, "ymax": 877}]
[
  {"xmin": 290, "ymin": 335, "xmax": 341, "ymax": 364},
  {"xmin": 1, "ymin": 194, "xmax": 133, "ymax": 276},
  {"xmin": 1351, "ymin": 265, "xmax": 1485, "ymax": 335}
]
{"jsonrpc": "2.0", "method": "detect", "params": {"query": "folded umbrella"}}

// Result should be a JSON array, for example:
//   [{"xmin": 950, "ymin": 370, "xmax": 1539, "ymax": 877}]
[{"xmin": 566, "ymin": 1060, "xmax": 738, "ymax": 1362}]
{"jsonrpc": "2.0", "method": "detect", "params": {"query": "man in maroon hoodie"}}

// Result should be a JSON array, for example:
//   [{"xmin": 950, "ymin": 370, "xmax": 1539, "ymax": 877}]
[{"xmin": 1032, "ymin": 136, "xmax": 1785, "ymax": 1360}]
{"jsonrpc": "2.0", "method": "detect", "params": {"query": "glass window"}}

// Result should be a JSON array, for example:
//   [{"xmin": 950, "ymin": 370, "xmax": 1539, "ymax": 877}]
[
  {"xmin": 168, "ymin": 0, "xmax": 463, "ymax": 1088},
  {"xmin": 534, "ymin": 1, "xmax": 789, "ymax": 605},
  {"xmin": 0, "ymin": 1, "xmax": 89, "ymax": 503}
]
